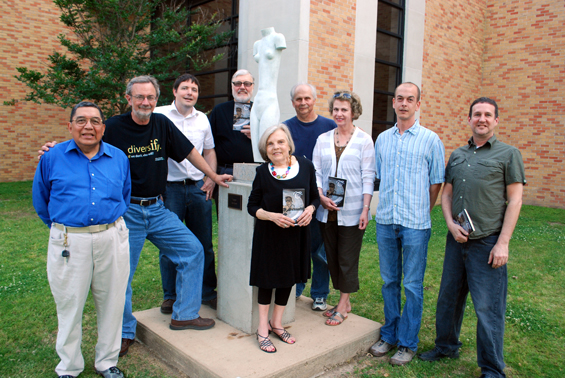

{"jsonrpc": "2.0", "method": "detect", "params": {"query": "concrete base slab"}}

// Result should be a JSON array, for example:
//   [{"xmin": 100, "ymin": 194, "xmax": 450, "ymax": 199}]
[{"xmin": 135, "ymin": 296, "xmax": 381, "ymax": 378}]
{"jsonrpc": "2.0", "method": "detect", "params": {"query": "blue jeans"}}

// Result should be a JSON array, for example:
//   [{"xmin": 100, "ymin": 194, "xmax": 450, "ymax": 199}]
[
  {"xmin": 435, "ymin": 233, "xmax": 507, "ymax": 378},
  {"xmin": 122, "ymin": 199, "xmax": 204, "ymax": 339},
  {"xmin": 162, "ymin": 180, "xmax": 217, "ymax": 302},
  {"xmin": 376, "ymin": 223, "xmax": 431, "ymax": 352},
  {"xmin": 295, "ymin": 217, "xmax": 330, "ymax": 299}
]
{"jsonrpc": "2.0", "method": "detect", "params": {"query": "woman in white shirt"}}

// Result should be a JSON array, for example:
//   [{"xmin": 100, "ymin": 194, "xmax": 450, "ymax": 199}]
[{"xmin": 312, "ymin": 91, "xmax": 376, "ymax": 326}]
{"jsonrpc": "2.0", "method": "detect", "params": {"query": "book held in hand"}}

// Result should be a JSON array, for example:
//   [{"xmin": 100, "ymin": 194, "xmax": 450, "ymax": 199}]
[
  {"xmin": 282, "ymin": 188, "xmax": 305, "ymax": 221},
  {"xmin": 453, "ymin": 209, "xmax": 475, "ymax": 234},
  {"xmin": 327, "ymin": 176, "xmax": 347, "ymax": 208}
]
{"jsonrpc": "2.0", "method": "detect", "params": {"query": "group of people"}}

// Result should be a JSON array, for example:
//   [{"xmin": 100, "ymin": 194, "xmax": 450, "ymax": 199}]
[
  {"xmin": 245, "ymin": 80, "xmax": 525, "ymax": 378},
  {"xmin": 32, "ymin": 69, "xmax": 525, "ymax": 378}
]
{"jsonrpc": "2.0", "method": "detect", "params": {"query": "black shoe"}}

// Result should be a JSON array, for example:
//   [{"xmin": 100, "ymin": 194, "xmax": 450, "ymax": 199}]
[
  {"xmin": 418, "ymin": 346, "xmax": 459, "ymax": 361},
  {"xmin": 202, "ymin": 297, "xmax": 217, "ymax": 310}
]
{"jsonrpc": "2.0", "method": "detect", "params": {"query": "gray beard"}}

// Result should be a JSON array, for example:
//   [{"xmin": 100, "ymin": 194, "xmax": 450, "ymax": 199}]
[{"xmin": 133, "ymin": 108, "xmax": 152, "ymax": 122}]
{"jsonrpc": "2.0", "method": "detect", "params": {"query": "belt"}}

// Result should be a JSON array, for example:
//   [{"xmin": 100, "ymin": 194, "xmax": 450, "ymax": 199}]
[
  {"xmin": 131, "ymin": 197, "xmax": 159, "ymax": 206},
  {"xmin": 52, "ymin": 220, "xmax": 119, "ymax": 234},
  {"xmin": 168, "ymin": 179, "xmax": 197, "ymax": 186}
]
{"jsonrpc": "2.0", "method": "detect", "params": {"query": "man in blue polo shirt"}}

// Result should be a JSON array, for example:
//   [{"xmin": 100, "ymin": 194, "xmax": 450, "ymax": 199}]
[
  {"xmin": 283, "ymin": 83, "xmax": 336, "ymax": 311},
  {"xmin": 33, "ymin": 102, "xmax": 131, "ymax": 378},
  {"xmin": 370, "ymin": 82, "xmax": 445, "ymax": 365}
]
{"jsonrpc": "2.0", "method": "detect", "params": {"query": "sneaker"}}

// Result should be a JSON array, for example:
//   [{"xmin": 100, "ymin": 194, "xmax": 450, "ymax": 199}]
[
  {"xmin": 418, "ymin": 346, "xmax": 459, "ymax": 361},
  {"xmin": 390, "ymin": 346, "xmax": 416, "ymax": 366},
  {"xmin": 369, "ymin": 339, "xmax": 395, "ymax": 357},
  {"xmin": 96, "ymin": 366, "xmax": 125, "ymax": 378},
  {"xmin": 59, "ymin": 376, "xmax": 75, "ymax": 378},
  {"xmin": 312, "ymin": 297, "xmax": 327, "ymax": 311}
]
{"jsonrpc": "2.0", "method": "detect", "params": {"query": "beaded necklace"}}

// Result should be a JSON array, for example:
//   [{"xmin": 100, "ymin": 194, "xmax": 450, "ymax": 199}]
[
  {"xmin": 269, "ymin": 157, "xmax": 292, "ymax": 179},
  {"xmin": 335, "ymin": 126, "xmax": 355, "ymax": 149}
]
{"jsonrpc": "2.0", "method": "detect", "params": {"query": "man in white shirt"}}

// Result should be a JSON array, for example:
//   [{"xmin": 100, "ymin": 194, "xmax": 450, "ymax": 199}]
[{"xmin": 154, "ymin": 74, "xmax": 218, "ymax": 312}]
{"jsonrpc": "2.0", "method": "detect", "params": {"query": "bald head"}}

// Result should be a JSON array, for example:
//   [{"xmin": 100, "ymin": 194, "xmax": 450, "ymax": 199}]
[{"xmin": 395, "ymin": 82, "xmax": 421, "ymax": 102}]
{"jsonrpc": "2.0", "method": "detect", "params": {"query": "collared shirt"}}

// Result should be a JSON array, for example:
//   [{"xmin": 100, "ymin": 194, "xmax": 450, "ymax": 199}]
[
  {"xmin": 445, "ymin": 134, "xmax": 526, "ymax": 239},
  {"xmin": 32, "ymin": 140, "xmax": 131, "ymax": 228},
  {"xmin": 313, "ymin": 127, "xmax": 376, "ymax": 226},
  {"xmin": 375, "ymin": 120, "xmax": 445, "ymax": 230},
  {"xmin": 154, "ymin": 102, "xmax": 214, "ymax": 181}
]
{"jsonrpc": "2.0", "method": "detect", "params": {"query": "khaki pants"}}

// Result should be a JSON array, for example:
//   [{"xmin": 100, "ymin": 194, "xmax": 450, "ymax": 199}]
[{"xmin": 47, "ymin": 218, "xmax": 129, "ymax": 376}]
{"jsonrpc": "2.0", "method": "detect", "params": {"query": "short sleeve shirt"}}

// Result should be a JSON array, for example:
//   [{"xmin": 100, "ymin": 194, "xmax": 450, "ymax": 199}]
[
  {"xmin": 445, "ymin": 135, "xmax": 526, "ymax": 239},
  {"xmin": 103, "ymin": 112, "xmax": 194, "ymax": 198}
]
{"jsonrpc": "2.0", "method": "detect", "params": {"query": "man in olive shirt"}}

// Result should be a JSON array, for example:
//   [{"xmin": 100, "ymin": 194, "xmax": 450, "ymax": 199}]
[{"xmin": 419, "ymin": 98, "xmax": 526, "ymax": 378}]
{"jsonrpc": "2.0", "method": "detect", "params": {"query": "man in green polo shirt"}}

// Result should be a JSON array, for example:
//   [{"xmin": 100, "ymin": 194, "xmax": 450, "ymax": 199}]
[{"xmin": 419, "ymin": 97, "xmax": 526, "ymax": 378}]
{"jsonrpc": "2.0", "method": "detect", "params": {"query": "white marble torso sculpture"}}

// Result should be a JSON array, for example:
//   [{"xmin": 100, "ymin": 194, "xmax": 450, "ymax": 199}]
[{"xmin": 250, "ymin": 27, "xmax": 287, "ymax": 162}]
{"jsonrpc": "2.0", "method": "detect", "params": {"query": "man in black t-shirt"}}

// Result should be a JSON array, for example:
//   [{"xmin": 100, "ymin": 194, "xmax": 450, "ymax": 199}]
[{"xmin": 40, "ymin": 76, "xmax": 233, "ymax": 358}]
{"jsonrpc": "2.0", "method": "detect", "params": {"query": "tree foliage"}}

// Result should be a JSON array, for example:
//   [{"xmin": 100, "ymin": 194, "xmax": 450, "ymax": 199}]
[{"xmin": 5, "ymin": 0, "xmax": 233, "ymax": 117}]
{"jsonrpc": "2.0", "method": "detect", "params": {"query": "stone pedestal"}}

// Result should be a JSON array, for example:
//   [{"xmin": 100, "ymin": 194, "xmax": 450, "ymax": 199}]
[{"xmin": 217, "ymin": 163, "xmax": 295, "ymax": 334}]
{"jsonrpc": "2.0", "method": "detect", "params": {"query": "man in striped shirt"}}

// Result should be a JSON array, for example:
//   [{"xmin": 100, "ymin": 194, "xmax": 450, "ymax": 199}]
[{"xmin": 369, "ymin": 82, "xmax": 445, "ymax": 365}]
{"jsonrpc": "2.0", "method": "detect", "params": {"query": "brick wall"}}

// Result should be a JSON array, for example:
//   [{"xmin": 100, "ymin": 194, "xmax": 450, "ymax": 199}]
[
  {"xmin": 420, "ymin": 0, "xmax": 485, "ymax": 153},
  {"xmin": 308, "ymin": 0, "xmax": 357, "ymax": 118},
  {"xmin": 482, "ymin": 0, "xmax": 565, "ymax": 208},
  {"xmin": 0, "ymin": 0, "xmax": 70, "ymax": 182},
  {"xmin": 421, "ymin": 0, "xmax": 565, "ymax": 208}
]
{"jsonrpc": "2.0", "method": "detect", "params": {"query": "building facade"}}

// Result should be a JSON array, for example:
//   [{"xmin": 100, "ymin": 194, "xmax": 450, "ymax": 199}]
[{"xmin": 1, "ymin": 0, "xmax": 563, "ymax": 207}]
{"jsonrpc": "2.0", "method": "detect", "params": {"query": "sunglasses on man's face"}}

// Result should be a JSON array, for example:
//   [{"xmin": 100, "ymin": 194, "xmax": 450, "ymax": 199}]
[{"xmin": 232, "ymin": 81, "xmax": 254, "ymax": 88}]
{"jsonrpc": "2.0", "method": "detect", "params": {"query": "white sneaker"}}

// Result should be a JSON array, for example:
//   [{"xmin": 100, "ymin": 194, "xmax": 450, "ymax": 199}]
[
  {"xmin": 312, "ymin": 297, "xmax": 327, "ymax": 311},
  {"xmin": 369, "ymin": 339, "xmax": 396, "ymax": 357},
  {"xmin": 390, "ymin": 346, "xmax": 416, "ymax": 365}
]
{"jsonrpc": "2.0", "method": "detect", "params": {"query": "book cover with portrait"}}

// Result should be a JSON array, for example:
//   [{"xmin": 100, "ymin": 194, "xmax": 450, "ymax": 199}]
[
  {"xmin": 282, "ymin": 189, "xmax": 305, "ymax": 221},
  {"xmin": 233, "ymin": 103, "xmax": 251, "ymax": 131},
  {"xmin": 453, "ymin": 209, "xmax": 475, "ymax": 234},
  {"xmin": 327, "ymin": 177, "xmax": 346, "ymax": 208}
]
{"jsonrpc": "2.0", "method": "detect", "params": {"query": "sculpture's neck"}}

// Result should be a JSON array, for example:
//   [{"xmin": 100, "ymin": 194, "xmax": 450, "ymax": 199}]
[{"xmin": 261, "ymin": 27, "xmax": 275, "ymax": 37}]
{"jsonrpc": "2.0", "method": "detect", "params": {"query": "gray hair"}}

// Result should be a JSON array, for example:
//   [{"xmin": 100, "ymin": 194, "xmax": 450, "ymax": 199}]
[
  {"xmin": 258, "ymin": 124, "xmax": 296, "ymax": 162},
  {"xmin": 232, "ymin": 69, "xmax": 254, "ymax": 82},
  {"xmin": 290, "ymin": 83, "xmax": 317, "ymax": 101},
  {"xmin": 126, "ymin": 75, "xmax": 160, "ymax": 98}
]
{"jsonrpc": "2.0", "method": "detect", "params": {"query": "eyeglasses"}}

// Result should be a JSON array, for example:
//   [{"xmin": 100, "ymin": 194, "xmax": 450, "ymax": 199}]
[
  {"xmin": 333, "ymin": 92, "xmax": 352, "ymax": 99},
  {"xmin": 132, "ymin": 95, "xmax": 157, "ymax": 102},
  {"xmin": 72, "ymin": 117, "xmax": 104, "ymax": 127},
  {"xmin": 232, "ymin": 81, "xmax": 254, "ymax": 88}
]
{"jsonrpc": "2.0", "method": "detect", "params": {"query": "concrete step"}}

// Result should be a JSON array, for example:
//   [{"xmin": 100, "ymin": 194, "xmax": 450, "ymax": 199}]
[{"xmin": 135, "ymin": 296, "xmax": 381, "ymax": 378}]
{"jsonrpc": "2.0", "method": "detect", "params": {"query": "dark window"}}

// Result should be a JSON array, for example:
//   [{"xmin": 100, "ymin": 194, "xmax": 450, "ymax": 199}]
[
  {"xmin": 187, "ymin": 0, "xmax": 239, "ymax": 112},
  {"xmin": 373, "ymin": 0, "xmax": 405, "ymax": 141}
]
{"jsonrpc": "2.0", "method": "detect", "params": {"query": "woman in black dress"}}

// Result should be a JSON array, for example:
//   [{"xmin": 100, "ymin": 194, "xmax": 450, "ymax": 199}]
[{"xmin": 248, "ymin": 124, "xmax": 320, "ymax": 353}]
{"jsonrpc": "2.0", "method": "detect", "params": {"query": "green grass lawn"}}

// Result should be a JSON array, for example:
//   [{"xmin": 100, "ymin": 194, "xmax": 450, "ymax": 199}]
[{"xmin": 1, "ymin": 181, "xmax": 563, "ymax": 377}]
